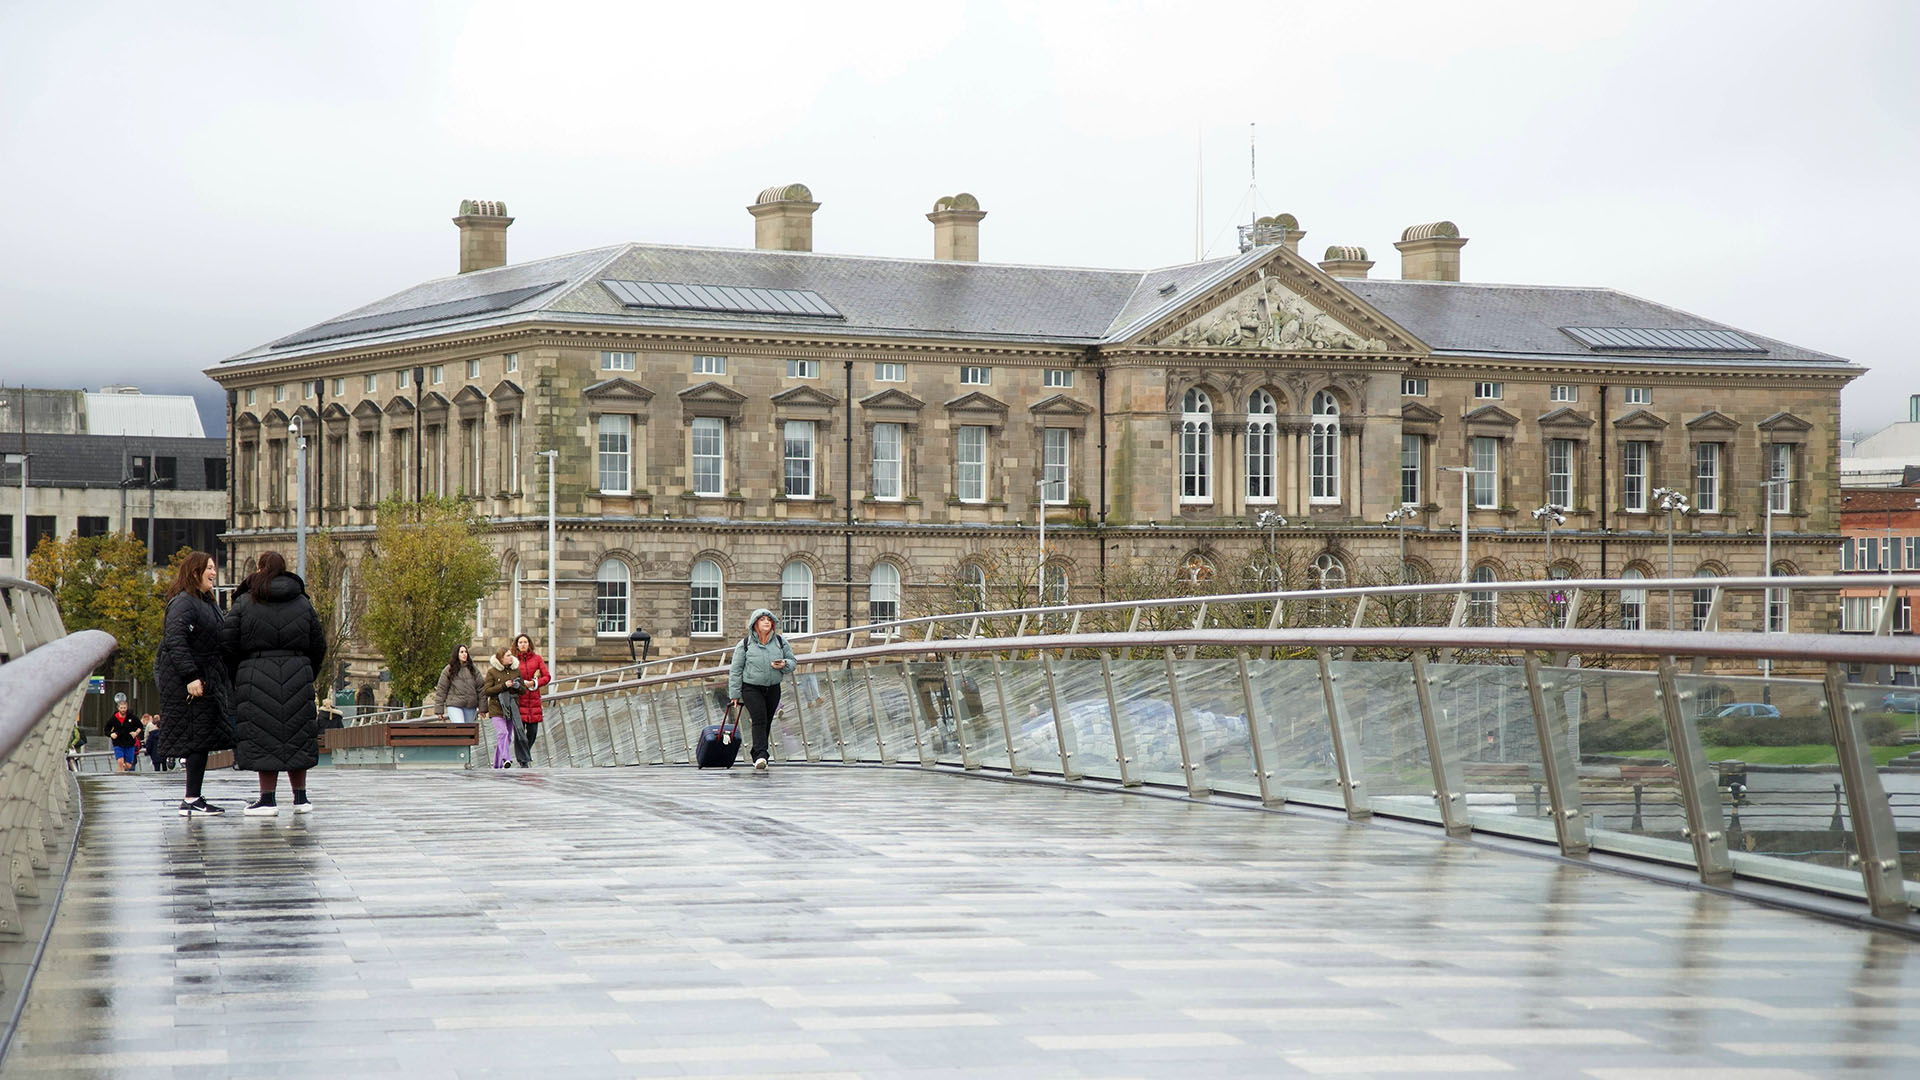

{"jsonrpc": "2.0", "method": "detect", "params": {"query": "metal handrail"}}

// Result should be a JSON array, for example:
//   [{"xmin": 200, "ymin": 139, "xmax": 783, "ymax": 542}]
[{"xmin": 542, "ymin": 573, "xmax": 1920, "ymax": 691}]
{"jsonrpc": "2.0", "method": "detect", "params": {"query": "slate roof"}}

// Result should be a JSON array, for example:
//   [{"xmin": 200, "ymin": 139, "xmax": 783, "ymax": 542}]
[
  {"xmin": 222, "ymin": 242, "xmax": 1854, "ymax": 371},
  {"xmin": 1341, "ymin": 279, "xmax": 1850, "ymax": 366},
  {"xmin": 8, "ymin": 433, "xmax": 228, "ymax": 491}
]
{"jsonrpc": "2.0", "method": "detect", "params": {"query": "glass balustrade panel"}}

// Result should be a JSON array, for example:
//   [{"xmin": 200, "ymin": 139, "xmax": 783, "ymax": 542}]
[
  {"xmin": 789, "ymin": 672, "xmax": 838, "ymax": 762},
  {"xmin": 1425, "ymin": 662, "xmax": 1558, "ymax": 843},
  {"xmin": 1048, "ymin": 660, "xmax": 1121, "ymax": 781},
  {"xmin": 1327, "ymin": 659, "xmax": 1440, "ymax": 824},
  {"xmin": 605, "ymin": 696, "xmax": 638, "ymax": 766},
  {"xmin": 587, "ymin": 698, "xmax": 617, "ymax": 766},
  {"xmin": 870, "ymin": 669, "xmax": 916, "ymax": 763},
  {"xmin": 949, "ymin": 660, "xmax": 1007, "ymax": 767},
  {"xmin": 625, "ymin": 692, "xmax": 662, "ymax": 765},
  {"xmin": 1105, "ymin": 659, "xmax": 1185, "ymax": 787},
  {"xmin": 1242, "ymin": 658, "xmax": 1342, "ymax": 805},
  {"xmin": 997, "ymin": 661, "xmax": 1062, "ymax": 773},
  {"xmin": 1541, "ymin": 666, "xmax": 1693, "ymax": 866},
  {"xmin": 1676, "ymin": 672, "xmax": 1868, "ymax": 899},
  {"xmin": 648, "ymin": 689, "xmax": 687, "ymax": 763},
  {"xmin": 903, "ymin": 663, "xmax": 966, "ymax": 767},
  {"xmin": 829, "ymin": 669, "xmax": 883, "ymax": 762},
  {"xmin": 1167, "ymin": 659, "xmax": 1257, "ymax": 798}
]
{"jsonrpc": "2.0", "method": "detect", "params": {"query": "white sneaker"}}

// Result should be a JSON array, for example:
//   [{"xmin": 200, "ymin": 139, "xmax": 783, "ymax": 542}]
[
  {"xmin": 753, "ymin": 757, "xmax": 767, "ymax": 771},
  {"xmin": 291, "ymin": 801, "xmax": 313, "ymax": 815},
  {"xmin": 244, "ymin": 798, "xmax": 279, "ymax": 817}
]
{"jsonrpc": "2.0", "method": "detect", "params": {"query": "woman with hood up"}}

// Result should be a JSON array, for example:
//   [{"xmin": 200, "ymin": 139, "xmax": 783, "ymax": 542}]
[
  {"xmin": 220, "ymin": 550, "xmax": 327, "ymax": 816},
  {"xmin": 728, "ymin": 607, "xmax": 798, "ymax": 770}
]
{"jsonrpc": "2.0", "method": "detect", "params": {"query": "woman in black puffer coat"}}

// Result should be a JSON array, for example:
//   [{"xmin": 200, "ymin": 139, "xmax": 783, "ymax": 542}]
[
  {"xmin": 221, "ymin": 550, "xmax": 327, "ymax": 816},
  {"xmin": 155, "ymin": 551, "xmax": 234, "ymax": 816}
]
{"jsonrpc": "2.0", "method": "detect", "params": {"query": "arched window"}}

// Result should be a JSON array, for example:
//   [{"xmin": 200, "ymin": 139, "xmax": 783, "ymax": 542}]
[
  {"xmin": 1246, "ymin": 389, "xmax": 1277, "ymax": 503},
  {"xmin": 1181, "ymin": 553, "xmax": 1216, "ymax": 587},
  {"xmin": 781, "ymin": 561, "xmax": 814, "ymax": 635},
  {"xmin": 1311, "ymin": 552, "xmax": 1346, "ymax": 589},
  {"xmin": 1620, "ymin": 567, "xmax": 1646, "ymax": 630},
  {"xmin": 1692, "ymin": 567, "xmax": 1717, "ymax": 631},
  {"xmin": 1042, "ymin": 563, "xmax": 1069, "ymax": 606},
  {"xmin": 1767, "ymin": 562, "xmax": 1790, "ymax": 633},
  {"xmin": 1310, "ymin": 390, "xmax": 1340, "ymax": 504},
  {"xmin": 595, "ymin": 559, "xmax": 629, "ymax": 636},
  {"xmin": 1180, "ymin": 388, "xmax": 1212, "ymax": 503},
  {"xmin": 1469, "ymin": 564, "xmax": 1498, "ymax": 626},
  {"xmin": 690, "ymin": 559, "xmax": 723, "ymax": 637},
  {"xmin": 963, "ymin": 563, "xmax": 988, "ymax": 612},
  {"xmin": 869, "ymin": 562, "xmax": 901, "ymax": 625}
]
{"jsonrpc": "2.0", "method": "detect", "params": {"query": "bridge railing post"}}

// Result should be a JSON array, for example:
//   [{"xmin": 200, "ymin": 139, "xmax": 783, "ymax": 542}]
[
  {"xmin": 788, "ymin": 675, "xmax": 821, "ymax": 763},
  {"xmin": 989, "ymin": 660, "xmax": 1026, "ymax": 776},
  {"xmin": 1313, "ymin": 648, "xmax": 1370, "ymax": 820},
  {"xmin": 1823, "ymin": 664, "xmax": 1910, "ymax": 919},
  {"xmin": 1522, "ymin": 654, "xmax": 1590, "ymax": 857},
  {"xmin": 1652, "ymin": 657, "xmax": 1732, "ymax": 884},
  {"xmin": 943, "ymin": 658, "xmax": 982, "ymax": 771},
  {"xmin": 896, "ymin": 666, "xmax": 936, "ymax": 767},
  {"xmin": 1234, "ymin": 650, "xmax": 1281, "ymax": 808},
  {"xmin": 1409, "ymin": 653, "xmax": 1466, "ymax": 836},
  {"xmin": 1040, "ymin": 653, "xmax": 1081, "ymax": 781},
  {"xmin": 861, "ymin": 669, "xmax": 894, "ymax": 765},
  {"xmin": 1162, "ymin": 649, "xmax": 1209, "ymax": 799},
  {"xmin": 1098, "ymin": 652, "xmax": 1138, "ymax": 788}
]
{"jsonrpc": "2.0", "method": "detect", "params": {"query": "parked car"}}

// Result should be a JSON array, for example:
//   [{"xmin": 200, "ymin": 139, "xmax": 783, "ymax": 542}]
[
  {"xmin": 1708, "ymin": 703, "xmax": 1781, "ymax": 720},
  {"xmin": 1881, "ymin": 691, "xmax": 1920, "ymax": 713}
]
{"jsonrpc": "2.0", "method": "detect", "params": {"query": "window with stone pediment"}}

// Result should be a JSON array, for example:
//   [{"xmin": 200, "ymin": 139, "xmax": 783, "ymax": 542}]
[
  {"xmin": 781, "ymin": 561, "xmax": 813, "ymax": 635},
  {"xmin": 596, "ymin": 559, "xmax": 629, "ymax": 636},
  {"xmin": 869, "ymin": 562, "xmax": 901, "ymax": 626},
  {"xmin": 690, "ymin": 560, "xmax": 723, "ymax": 637},
  {"xmin": 872, "ymin": 423, "xmax": 903, "ymax": 500},
  {"xmin": 1180, "ymin": 388, "xmax": 1212, "ymax": 503}
]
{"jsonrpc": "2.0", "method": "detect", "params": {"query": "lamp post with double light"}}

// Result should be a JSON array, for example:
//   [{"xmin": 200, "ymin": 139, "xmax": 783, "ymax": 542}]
[
  {"xmin": 537, "ymin": 449, "xmax": 558, "ymax": 665},
  {"xmin": 1652, "ymin": 487, "xmax": 1690, "ymax": 628},
  {"xmin": 1439, "ymin": 465, "xmax": 1474, "ymax": 582},
  {"xmin": 1531, "ymin": 503, "xmax": 1568, "ymax": 574},
  {"xmin": 1384, "ymin": 505, "xmax": 1418, "ymax": 584}
]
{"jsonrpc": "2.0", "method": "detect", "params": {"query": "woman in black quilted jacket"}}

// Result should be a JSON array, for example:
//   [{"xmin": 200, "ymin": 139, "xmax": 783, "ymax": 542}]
[
  {"xmin": 221, "ymin": 550, "xmax": 327, "ymax": 817},
  {"xmin": 156, "ymin": 551, "xmax": 234, "ymax": 816}
]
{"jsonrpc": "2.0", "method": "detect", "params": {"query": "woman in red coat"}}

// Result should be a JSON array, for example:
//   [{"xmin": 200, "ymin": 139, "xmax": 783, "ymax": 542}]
[{"xmin": 512, "ymin": 633, "xmax": 552, "ymax": 767}]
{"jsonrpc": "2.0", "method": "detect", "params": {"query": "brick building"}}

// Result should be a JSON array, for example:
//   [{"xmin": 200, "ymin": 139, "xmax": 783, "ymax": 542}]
[{"xmin": 205, "ymin": 189, "xmax": 1859, "ymax": 685}]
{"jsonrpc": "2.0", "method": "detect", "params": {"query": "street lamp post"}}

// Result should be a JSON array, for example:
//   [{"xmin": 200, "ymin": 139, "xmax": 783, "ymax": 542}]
[
  {"xmin": 1440, "ymin": 466, "xmax": 1473, "ymax": 582},
  {"xmin": 537, "ymin": 449, "xmax": 558, "ymax": 667},
  {"xmin": 412, "ymin": 366, "xmax": 424, "ymax": 501},
  {"xmin": 1652, "ymin": 487, "xmax": 1690, "ymax": 629},
  {"xmin": 1531, "ymin": 503, "xmax": 1568, "ymax": 574},
  {"xmin": 1036, "ymin": 477, "xmax": 1047, "ymax": 607},
  {"xmin": 1760, "ymin": 476, "xmax": 1801, "ymax": 681},
  {"xmin": 291, "ymin": 415, "xmax": 309, "ymax": 577},
  {"xmin": 1384, "ymin": 505, "xmax": 1417, "ymax": 584},
  {"xmin": 1255, "ymin": 510, "xmax": 1286, "ymax": 589}
]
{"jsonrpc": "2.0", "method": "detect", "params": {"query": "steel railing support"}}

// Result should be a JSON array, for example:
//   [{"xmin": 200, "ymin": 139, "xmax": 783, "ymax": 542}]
[
  {"xmin": 1234, "ymin": 650, "xmax": 1282, "ymax": 807},
  {"xmin": 1522, "ymin": 654, "xmax": 1590, "ymax": 857},
  {"xmin": 943, "ymin": 658, "xmax": 981, "ymax": 771},
  {"xmin": 1162, "ymin": 649, "xmax": 1209, "ymax": 798},
  {"xmin": 862, "ymin": 669, "xmax": 893, "ymax": 765},
  {"xmin": 1655, "ymin": 656, "xmax": 1732, "ymax": 885},
  {"xmin": 1823, "ymin": 663, "xmax": 1910, "ymax": 918},
  {"xmin": 1409, "ymin": 653, "xmax": 1466, "ymax": 836},
  {"xmin": 989, "ymin": 659, "xmax": 1026, "ymax": 776},
  {"xmin": 897, "ymin": 666, "xmax": 936, "ymax": 767},
  {"xmin": 1314, "ymin": 648, "xmax": 1369, "ymax": 820},
  {"xmin": 1098, "ymin": 652, "xmax": 1139, "ymax": 788},
  {"xmin": 1040, "ymin": 653, "xmax": 1081, "ymax": 780}
]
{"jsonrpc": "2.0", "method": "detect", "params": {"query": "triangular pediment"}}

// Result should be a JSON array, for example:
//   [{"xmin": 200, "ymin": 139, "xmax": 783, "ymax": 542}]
[
  {"xmin": 583, "ymin": 377, "xmax": 654, "ymax": 404},
  {"xmin": 1400, "ymin": 402, "xmax": 1444, "ymax": 424},
  {"xmin": 384, "ymin": 396, "xmax": 415, "ymax": 415},
  {"xmin": 859, "ymin": 388, "xmax": 925, "ymax": 411},
  {"xmin": 351, "ymin": 399, "xmax": 383, "ymax": 420},
  {"xmin": 1125, "ymin": 247, "xmax": 1424, "ymax": 355},
  {"xmin": 678, "ymin": 381, "xmax": 749, "ymax": 405},
  {"xmin": 419, "ymin": 391, "xmax": 450, "ymax": 415},
  {"xmin": 1465, "ymin": 404, "xmax": 1518, "ymax": 426},
  {"xmin": 1685, "ymin": 409, "xmax": 1739, "ymax": 432},
  {"xmin": 1758, "ymin": 410, "xmax": 1812, "ymax": 433},
  {"xmin": 945, "ymin": 391, "xmax": 1009, "ymax": 415},
  {"xmin": 321, "ymin": 402, "xmax": 350, "ymax": 421},
  {"xmin": 262, "ymin": 408, "xmax": 288, "ymax": 427},
  {"xmin": 452, "ymin": 385, "xmax": 489, "ymax": 408},
  {"xmin": 489, "ymin": 379, "xmax": 524, "ymax": 402},
  {"xmin": 233, "ymin": 412, "xmax": 260, "ymax": 431},
  {"xmin": 1030, "ymin": 393, "xmax": 1095, "ymax": 417},
  {"xmin": 1612, "ymin": 408, "xmax": 1668, "ymax": 430},
  {"xmin": 771, "ymin": 385, "xmax": 840, "ymax": 408},
  {"xmin": 1537, "ymin": 407, "xmax": 1595, "ymax": 429}
]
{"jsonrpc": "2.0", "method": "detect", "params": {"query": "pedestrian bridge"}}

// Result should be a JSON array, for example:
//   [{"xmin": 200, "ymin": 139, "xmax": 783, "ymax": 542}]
[{"xmin": 3, "ymin": 574, "xmax": 1920, "ymax": 1077}]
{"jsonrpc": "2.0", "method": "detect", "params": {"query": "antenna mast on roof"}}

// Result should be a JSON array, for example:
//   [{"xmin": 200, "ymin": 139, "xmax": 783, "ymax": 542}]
[{"xmin": 1194, "ymin": 130, "xmax": 1203, "ymax": 263}]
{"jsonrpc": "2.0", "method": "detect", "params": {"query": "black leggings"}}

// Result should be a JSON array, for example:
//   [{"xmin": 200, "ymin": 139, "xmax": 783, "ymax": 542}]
[
  {"xmin": 740, "ymin": 682, "xmax": 780, "ymax": 762},
  {"xmin": 184, "ymin": 752, "xmax": 208, "ymax": 799}
]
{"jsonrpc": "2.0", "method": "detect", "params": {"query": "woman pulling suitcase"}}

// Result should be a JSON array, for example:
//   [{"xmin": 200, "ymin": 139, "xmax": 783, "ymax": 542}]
[{"xmin": 728, "ymin": 608, "xmax": 798, "ymax": 771}]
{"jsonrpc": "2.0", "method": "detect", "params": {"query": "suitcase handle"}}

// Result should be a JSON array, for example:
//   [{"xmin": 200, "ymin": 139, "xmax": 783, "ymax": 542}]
[{"xmin": 721, "ymin": 699, "xmax": 744, "ymax": 741}]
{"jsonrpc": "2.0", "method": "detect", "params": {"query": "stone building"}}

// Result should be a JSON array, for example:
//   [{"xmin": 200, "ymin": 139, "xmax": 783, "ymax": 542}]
[{"xmin": 205, "ymin": 190, "xmax": 1859, "ymax": 683}]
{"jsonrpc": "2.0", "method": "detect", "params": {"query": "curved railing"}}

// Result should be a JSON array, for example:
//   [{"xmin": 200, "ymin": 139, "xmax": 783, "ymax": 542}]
[
  {"xmin": 528, "ymin": 589, "xmax": 1920, "ymax": 923},
  {"xmin": 0, "ymin": 577, "xmax": 117, "ymax": 1063}
]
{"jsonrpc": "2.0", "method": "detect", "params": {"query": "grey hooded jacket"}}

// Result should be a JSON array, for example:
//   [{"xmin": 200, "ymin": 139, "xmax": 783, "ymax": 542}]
[{"xmin": 729, "ymin": 607, "xmax": 799, "ymax": 701}]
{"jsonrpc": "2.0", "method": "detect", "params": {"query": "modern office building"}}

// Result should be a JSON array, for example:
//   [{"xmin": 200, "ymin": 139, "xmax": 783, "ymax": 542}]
[{"xmin": 205, "ymin": 190, "xmax": 1858, "ymax": 680}]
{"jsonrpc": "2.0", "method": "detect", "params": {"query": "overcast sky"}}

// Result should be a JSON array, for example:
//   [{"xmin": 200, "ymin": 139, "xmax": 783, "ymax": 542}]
[{"xmin": 2, "ymin": 1, "xmax": 1914, "ymax": 440}]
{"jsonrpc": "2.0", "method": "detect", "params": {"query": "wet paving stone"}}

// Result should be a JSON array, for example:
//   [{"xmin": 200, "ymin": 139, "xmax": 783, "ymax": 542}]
[{"xmin": 5, "ymin": 767, "xmax": 1917, "ymax": 1078}]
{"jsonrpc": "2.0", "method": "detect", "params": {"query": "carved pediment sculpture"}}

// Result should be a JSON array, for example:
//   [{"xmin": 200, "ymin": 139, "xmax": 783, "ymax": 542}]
[{"xmin": 1156, "ymin": 274, "xmax": 1390, "ymax": 353}]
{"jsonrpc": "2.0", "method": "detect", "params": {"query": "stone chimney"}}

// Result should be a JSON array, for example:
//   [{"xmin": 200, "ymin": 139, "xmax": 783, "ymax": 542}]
[
  {"xmin": 1318, "ymin": 245, "xmax": 1374, "ymax": 279},
  {"xmin": 749, "ymin": 183, "xmax": 819, "ymax": 251},
  {"xmin": 1394, "ymin": 220, "xmax": 1467, "ymax": 281},
  {"xmin": 453, "ymin": 199, "xmax": 513, "ymax": 274},
  {"xmin": 928, "ymin": 193, "xmax": 986, "ymax": 261}
]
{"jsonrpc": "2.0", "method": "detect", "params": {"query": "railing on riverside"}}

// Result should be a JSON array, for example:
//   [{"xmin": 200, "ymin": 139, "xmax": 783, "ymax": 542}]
[
  {"xmin": 528, "ymin": 575, "xmax": 1920, "ymax": 923},
  {"xmin": 0, "ymin": 576, "xmax": 116, "ymax": 1059}
]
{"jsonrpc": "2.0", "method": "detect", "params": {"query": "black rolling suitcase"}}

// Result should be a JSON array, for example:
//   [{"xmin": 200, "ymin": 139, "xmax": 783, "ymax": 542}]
[{"xmin": 696, "ymin": 701, "xmax": 744, "ymax": 769}]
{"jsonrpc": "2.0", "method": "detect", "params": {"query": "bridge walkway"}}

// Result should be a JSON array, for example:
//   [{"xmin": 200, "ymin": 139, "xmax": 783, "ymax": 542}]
[{"xmin": 8, "ymin": 768, "xmax": 1918, "ymax": 1079}]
